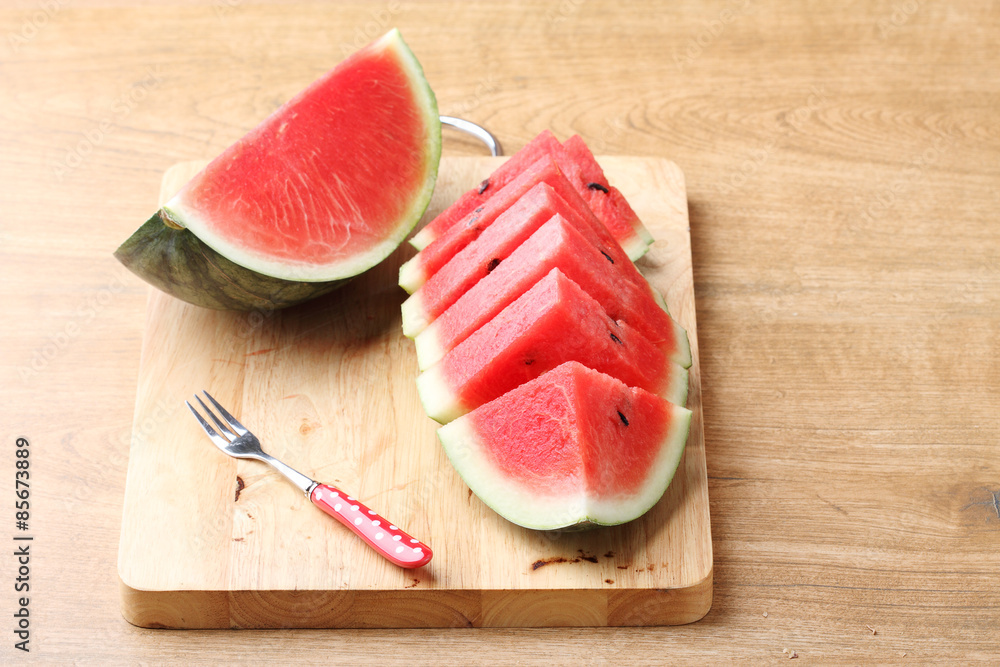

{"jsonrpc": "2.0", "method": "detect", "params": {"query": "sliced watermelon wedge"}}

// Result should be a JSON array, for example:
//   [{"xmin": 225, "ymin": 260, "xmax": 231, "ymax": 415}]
[
  {"xmin": 558, "ymin": 135, "xmax": 654, "ymax": 260},
  {"xmin": 399, "ymin": 155, "xmax": 569, "ymax": 295},
  {"xmin": 401, "ymin": 182, "xmax": 566, "ymax": 337},
  {"xmin": 437, "ymin": 361, "xmax": 691, "ymax": 530},
  {"xmin": 401, "ymin": 172, "xmax": 658, "ymax": 339},
  {"xmin": 417, "ymin": 268, "xmax": 688, "ymax": 423},
  {"xmin": 408, "ymin": 131, "xmax": 654, "ymax": 263},
  {"xmin": 115, "ymin": 29, "xmax": 441, "ymax": 310},
  {"xmin": 408, "ymin": 130, "xmax": 563, "ymax": 250},
  {"xmin": 414, "ymin": 214, "xmax": 692, "ymax": 370}
]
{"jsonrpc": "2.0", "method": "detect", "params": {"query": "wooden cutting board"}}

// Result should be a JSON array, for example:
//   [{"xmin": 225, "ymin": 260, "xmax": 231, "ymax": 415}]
[{"xmin": 117, "ymin": 156, "xmax": 711, "ymax": 628}]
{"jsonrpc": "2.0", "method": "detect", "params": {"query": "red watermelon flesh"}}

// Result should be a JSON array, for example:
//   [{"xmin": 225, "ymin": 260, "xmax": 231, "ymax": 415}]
[
  {"xmin": 166, "ymin": 30, "xmax": 439, "ymax": 282},
  {"xmin": 398, "ymin": 155, "xmax": 569, "ymax": 294},
  {"xmin": 403, "ymin": 170, "xmax": 665, "ymax": 341},
  {"xmin": 413, "ymin": 214, "xmax": 691, "ymax": 370},
  {"xmin": 436, "ymin": 361, "xmax": 692, "ymax": 529},
  {"xmin": 408, "ymin": 130, "xmax": 562, "ymax": 250},
  {"xmin": 417, "ymin": 268, "xmax": 688, "ymax": 424}
]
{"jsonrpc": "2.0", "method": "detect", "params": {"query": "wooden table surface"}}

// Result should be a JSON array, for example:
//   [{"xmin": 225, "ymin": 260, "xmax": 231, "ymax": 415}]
[{"xmin": 2, "ymin": 0, "xmax": 998, "ymax": 662}]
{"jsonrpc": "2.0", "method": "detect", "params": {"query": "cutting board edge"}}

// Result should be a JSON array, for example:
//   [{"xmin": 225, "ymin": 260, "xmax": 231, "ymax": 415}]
[{"xmin": 119, "ymin": 566, "xmax": 713, "ymax": 628}]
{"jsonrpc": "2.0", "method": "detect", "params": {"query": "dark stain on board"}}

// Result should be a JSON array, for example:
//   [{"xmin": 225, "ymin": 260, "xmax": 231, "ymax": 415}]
[
  {"xmin": 530, "ymin": 549, "xmax": 605, "ymax": 571},
  {"xmin": 532, "ymin": 556, "xmax": 572, "ymax": 570}
]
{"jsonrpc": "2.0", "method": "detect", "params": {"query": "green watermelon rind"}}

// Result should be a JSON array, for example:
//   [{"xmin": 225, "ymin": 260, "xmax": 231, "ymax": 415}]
[
  {"xmin": 114, "ymin": 210, "xmax": 350, "ymax": 310},
  {"xmin": 436, "ymin": 398, "xmax": 692, "ymax": 531},
  {"xmin": 620, "ymin": 225, "xmax": 655, "ymax": 262},
  {"xmin": 115, "ymin": 29, "xmax": 441, "ymax": 310}
]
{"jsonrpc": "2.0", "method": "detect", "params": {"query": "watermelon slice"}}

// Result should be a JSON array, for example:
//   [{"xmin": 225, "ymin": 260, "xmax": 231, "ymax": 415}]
[
  {"xmin": 115, "ymin": 29, "xmax": 441, "ymax": 310},
  {"xmin": 398, "ymin": 155, "xmax": 569, "ymax": 294},
  {"xmin": 417, "ymin": 268, "xmax": 688, "ymax": 423},
  {"xmin": 401, "ymin": 173, "xmax": 659, "ymax": 339},
  {"xmin": 436, "ymin": 361, "xmax": 691, "ymax": 530},
  {"xmin": 414, "ymin": 214, "xmax": 692, "ymax": 370},
  {"xmin": 559, "ymin": 135, "xmax": 654, "ymax": 260},
  {"xmin": 409, "ymin": 131, "xmax": 653, "ymax": 262},
  {"xmin": 408, "ymin": 130, "xmax": 563, "ymax": 250}
]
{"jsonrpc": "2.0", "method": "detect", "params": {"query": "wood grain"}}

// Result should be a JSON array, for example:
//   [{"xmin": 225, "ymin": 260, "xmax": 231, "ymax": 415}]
[
  {"xmin": 1, "ymin": 0, "xmax": 998, "ymax": 661},
  {"xmin": 117, "ymin": 156, "xmax": 710, "ymax": 628}
]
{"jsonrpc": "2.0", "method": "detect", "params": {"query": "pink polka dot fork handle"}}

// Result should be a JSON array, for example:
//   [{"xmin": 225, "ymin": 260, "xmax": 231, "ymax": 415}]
[
  {"xmin": 186, "ymin": 390, "xmax": 433, "ymax": 570},
  {"xmin": 310, "ymin": 484, "xmax": 432, "ymax": 568}
]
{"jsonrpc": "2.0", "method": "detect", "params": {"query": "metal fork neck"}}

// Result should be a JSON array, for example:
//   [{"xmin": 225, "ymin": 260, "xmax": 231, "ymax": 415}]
[{"xmin": 256, "ymin": 452, "xmax": 316, "ymax": 496}]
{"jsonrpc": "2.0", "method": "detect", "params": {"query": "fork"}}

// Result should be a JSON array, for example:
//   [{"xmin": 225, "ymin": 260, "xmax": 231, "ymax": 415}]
[{"xmin": 186, "ymin": 391, "xmax": 432, "ymax": 569}]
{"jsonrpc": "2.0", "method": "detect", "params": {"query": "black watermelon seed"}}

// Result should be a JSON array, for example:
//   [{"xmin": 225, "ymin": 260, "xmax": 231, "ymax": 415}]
[
  {"xmin": 587, "ymin": 182, "xmax": 610, "ymax": 193},
  {"xmin": 525, "ymin": 358, "xmax": 535, "ymax": 366},
  {"xmin": 478, "ymin": 179, "xmax": 490, "ymax": 194},
  {"xmin": 486, "ymin": 258, "xmax": 501, "ymax": 273},
  {"xmin": 610, "ymin": 333, "xmax": 622, "ymax": 345},
  {"xmin": 618, "ymin": 411, "xmax": 629, "ymax": 426},
  {"xmin": 600, "ymin": 249, "xmax": 615, "ymax": 264}
]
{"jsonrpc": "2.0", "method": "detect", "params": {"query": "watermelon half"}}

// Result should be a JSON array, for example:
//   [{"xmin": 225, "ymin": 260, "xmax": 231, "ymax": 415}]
[
  {"xmin": 115, "ymin": 29, "xmax": 441, "ymax": 310},
  {"xmin": 437, "ymin": 361, "xmax": 691, "ymax": 530}
]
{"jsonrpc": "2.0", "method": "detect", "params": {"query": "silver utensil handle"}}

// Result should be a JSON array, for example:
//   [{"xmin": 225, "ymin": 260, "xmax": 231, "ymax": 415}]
[
  {"xmin": 440, "ymin": 115, "xmax": 503, "ymax": 156},
  {"xmin": 256, "ymin": 452, "xmax": 316, "ymax": 496}
]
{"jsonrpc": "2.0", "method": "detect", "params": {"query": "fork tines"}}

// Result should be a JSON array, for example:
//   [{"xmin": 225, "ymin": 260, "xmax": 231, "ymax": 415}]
[{"xmin": 186, "ymin": 391, "xmax": 247, "ymax": 445}]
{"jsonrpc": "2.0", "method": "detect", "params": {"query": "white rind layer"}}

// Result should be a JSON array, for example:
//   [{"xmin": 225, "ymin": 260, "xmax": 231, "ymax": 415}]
[
  {"xmin": 168, "ymin": 29, "xmax": 441, "ymax": 283},
  {"xmin": 661, "ymin": 362, "xmax": 689, "ymax": 407},
  {"xmin": 437, "ymin": 400, "xmax": 692, "ymax": 531},
  {"xmin": 398, "ymin": 253, "xmax": 427, "ymax": 294},
  {"xmin": 400, "ymin": 290, "xmax": 430, "ymax": 339},
  {"xmin": 414, "ymin": 320, "xmax": 446, "ymax": 371},
  {"xmin": 648, "ymin": 282, "xmax": 670, "ymax": 312},
  {"xmin": 673, "ymin": 317, "xmax": 693, "ymax": 369},
  {"xmin": 409, "ymin": 224, "xmax": 435, "ymax": 251},
  {"xmin": 415, "ymin": 363, "xmax": 462, "ymax": 424},
  {"xmin": 622, "ymin": 226, "xmax": 654, "ymax": 262}
]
